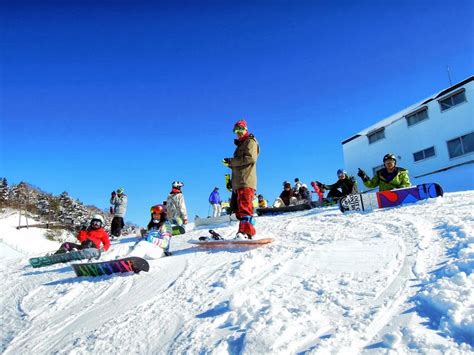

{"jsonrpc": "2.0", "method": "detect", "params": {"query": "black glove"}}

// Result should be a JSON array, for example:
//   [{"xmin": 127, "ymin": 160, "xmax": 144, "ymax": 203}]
[
  {"xmin": 357, "ymin": 168, "xmax": 369, "ymax": 182},
  {"xmin": 111, "ymin": 191, "xmax": 116, "ymax": 197},
  {"xmin": 315, "ymin": 181, "xmax": 322, "ymax": 188}
]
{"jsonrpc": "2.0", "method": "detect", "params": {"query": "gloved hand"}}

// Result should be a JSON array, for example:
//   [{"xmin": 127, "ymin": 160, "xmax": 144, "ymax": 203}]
[
  {"xmin": 222, "ymin": 158, "xmax": 231, "ymax": 167},
  {"xmin": 111, "ymin": 191, "xmax": 116, "ymax": 197},
  {"xmin": 357, "ymin": 168, "xmax": 369, "ymax": 182}
]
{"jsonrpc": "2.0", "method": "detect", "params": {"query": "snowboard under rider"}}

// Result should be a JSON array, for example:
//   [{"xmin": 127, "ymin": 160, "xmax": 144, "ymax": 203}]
[
  {"xmin": 166, "ymin": 181, "xmax": 188, "ymax": 226},
  {"xmin": 357, "ymin": 153, "xmax": 411, "ymax": 191},
  {"xmin": 54, "ymin": 215, "xmax": 110, "ymax": 254},
  {"xmin": 315, "ymin": 169, "xmax": 358, "ymax": 200},
  {"xmin": 132, "ymin": 204, "xmax": 173, "ymax": 258},
  {"xmin": 223, "ymin": 119, "xmax": 259, "ymax": 239},
  {"xmin": 110, "ymin": 187, "xmax": 128, "ymax": 238}
]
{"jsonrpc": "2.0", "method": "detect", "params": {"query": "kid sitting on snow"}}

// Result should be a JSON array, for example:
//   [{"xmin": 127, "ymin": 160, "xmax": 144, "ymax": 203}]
[{"xmin": 131, "ymin": 204, "xmax": 173, "ymax": 258}]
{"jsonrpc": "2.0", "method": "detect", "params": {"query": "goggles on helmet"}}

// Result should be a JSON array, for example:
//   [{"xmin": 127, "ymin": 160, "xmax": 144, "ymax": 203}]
[
  {"xmin": 150, "ymin": 205, "xmax": 164, "ymax": 214},
  {"xmin": 91, "ymin": 219, "xmax": 102, "ymax": 227}
]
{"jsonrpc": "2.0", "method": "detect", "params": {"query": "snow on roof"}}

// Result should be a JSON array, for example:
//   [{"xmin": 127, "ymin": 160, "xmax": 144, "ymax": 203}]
[{"xmin": 342, "ymin": 75, "xmax": 474, "ymax": 145}]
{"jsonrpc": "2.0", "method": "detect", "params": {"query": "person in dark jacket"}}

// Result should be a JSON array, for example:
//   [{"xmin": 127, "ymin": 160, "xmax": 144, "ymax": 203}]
[
  {"xmin": 223, "ymin": 119, "xmax": 259, "ymax": 239},
  {"xmin": 273, "ymin": 182, "xmax": 297, "ymax": 207},
  {"xmin": 357, "ymin": 153, "xmax": 411, "ymax": 191},
  {"xmin": 316, "ymin": 169, "xmax": 358, "ymax": 199}
]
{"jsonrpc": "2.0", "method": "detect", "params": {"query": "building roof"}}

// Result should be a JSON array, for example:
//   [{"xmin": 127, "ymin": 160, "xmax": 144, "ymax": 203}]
[{"xmin": 342, "ymin": 75, "xmax": 474, "ymax": 146}]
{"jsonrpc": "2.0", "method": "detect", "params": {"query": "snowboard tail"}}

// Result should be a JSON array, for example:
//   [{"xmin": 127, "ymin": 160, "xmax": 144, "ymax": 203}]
[
  {"xmin": 29, "ymin": 248, "xmax": 100, "ymax": 268},
  {"xmin": 72, "ymin": 257, "xmax": 150, "ymax": 277},
  {"xmin": 339, "ymin": 183, "xmax": 443, "ymax": 213}
]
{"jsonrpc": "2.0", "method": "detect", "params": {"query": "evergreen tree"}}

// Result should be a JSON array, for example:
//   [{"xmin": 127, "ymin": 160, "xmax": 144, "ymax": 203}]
[{"xmin": 0, "ymin": 178, "xmax": 8, "ymax": 207}]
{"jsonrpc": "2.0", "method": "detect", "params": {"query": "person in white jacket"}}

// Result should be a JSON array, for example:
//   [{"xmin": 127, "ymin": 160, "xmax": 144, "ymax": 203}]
[
  {"xmin": 110, "ymin": 187, "xmax": 128, "ymax": 238},
  {"xmin": 166, "ymin": 181, "xmax": 188, "ymax": 226}
]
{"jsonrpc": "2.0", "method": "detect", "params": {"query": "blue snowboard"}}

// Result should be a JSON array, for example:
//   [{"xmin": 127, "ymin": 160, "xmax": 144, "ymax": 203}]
[{"xmin": 29, "ymin": 248, "xmax": 101, "ymax": 268}]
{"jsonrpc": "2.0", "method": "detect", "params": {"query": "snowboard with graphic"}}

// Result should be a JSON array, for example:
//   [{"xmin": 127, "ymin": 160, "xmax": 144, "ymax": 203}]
[
  {"xmin": 29, "ymin": 248, "xmax": 101, "ymax": 268},
  {"xmin": 72, "ymin": 257, "xmax": 150, "ymax": 277},
  {"xmin": 339, "ymin": 183, "xmax": 443, "ymax": 213}
]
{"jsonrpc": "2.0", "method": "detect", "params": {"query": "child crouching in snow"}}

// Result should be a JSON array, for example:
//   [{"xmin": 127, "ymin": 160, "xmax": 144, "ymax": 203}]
[{"xmin": 131, "ymin": 204, "xmax": 173, "ymax": 259}]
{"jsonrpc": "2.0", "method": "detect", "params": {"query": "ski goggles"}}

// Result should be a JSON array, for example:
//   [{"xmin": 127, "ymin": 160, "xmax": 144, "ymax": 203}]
[
  {"xmin": 91, "ymin": 219, "xmax": 102, "ymax": 226},
  {"xmin": 233, "ymin": 126, "xmax": 246, "ymax": 134}
]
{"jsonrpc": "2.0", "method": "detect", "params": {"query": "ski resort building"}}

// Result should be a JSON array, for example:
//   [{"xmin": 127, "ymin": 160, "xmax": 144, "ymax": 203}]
[{"xmin": 342, "ymin": 76, "xmax": 474, "ymax": 191}]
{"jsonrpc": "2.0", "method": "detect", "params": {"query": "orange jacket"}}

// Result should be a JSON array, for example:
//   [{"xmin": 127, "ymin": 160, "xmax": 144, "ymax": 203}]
[{"xmin": 77, "ymin": 227, "xmax": 111, "ymax": 251}]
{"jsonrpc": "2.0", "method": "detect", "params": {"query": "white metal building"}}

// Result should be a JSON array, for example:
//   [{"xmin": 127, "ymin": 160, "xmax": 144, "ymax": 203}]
[{"xmin": 342, "ymin": 76, "xmax": 474, "ymax": 191}]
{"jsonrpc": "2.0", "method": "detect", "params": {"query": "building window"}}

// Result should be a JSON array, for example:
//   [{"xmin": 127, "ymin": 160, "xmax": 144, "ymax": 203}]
[
  {"xmin": 406, "ymin": 107, "xmax": 428, "ymax": 126},
  {"xmin": 368, "ymin": 128, "xmax": 385, "ymax": 144},
  {"xmin": 372, "ymin": 164, "xmax": 384, "ymax": 176},
  {"xmin": 447, "ymin": 132, "xmax": 474, "ymax": 158},
  {"xmin": 439, "ymin": 89, "xmax": 467, "ymax": 112},
  {"xmin": 413, "ymin": 146, "xmax": 436, "ymax": 162}
]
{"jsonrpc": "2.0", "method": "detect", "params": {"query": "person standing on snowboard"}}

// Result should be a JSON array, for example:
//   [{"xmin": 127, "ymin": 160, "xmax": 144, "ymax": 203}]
[
  {"xmin": 54, "ymin": 215, "xmax": 110, "ymax": 254},
  {"xmin": 223, "ymin": 119, "xmax": 259, "ymax": 239}
]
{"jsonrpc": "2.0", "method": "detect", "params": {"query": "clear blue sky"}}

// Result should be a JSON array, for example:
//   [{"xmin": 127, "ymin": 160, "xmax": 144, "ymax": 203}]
[{"xmin": 1, "ymin": 0, "xmax": 473, "ymax": 226}]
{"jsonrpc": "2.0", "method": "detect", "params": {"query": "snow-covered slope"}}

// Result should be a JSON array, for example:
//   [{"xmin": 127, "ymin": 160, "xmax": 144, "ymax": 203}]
[{"xmin": 1, "ymin": 191, "xmax": 473, "ymax": 354}]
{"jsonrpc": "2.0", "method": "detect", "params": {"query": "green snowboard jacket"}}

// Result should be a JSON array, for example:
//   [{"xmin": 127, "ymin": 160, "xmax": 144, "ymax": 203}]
[{"xmin": 363, "ymin": 167, "xmax": 411, "ymax": 191}]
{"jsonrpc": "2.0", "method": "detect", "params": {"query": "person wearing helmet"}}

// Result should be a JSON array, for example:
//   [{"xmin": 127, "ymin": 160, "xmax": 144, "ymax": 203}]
[
  {"xmin": 315, "ymin": 169, "xmax": 358, "ymax": 199},
  {"xmin": 166, "ymin": 181, "xmax": 188, "ymax": 226},
  {"xmin": 54, "ymin": 215, "xmax": 110, "ymax": 254},
  {"xmin": 132, "ymin": 204, "xmax": 173, "ymax": 258},
  {"xmin": 293, "ymin": 178, "xmax": 303, "ymax": 195},
  {"xmin": 110, "ymin": 187, "xmax": 128, "ymax": 239},
  {"xmin": 357, "ymin": 153, "xmax": 411, "ymax": 191},
  {"xmin": 223, "ymin": 119, "xmax": 259, "ymax": 239},
  {"xmin": 296, "ymin": 184, "xmax": 312, "ymax": 204},
  {"xmin": 208, "ymin": 187, "xmax": 222, "ymax": 218}
]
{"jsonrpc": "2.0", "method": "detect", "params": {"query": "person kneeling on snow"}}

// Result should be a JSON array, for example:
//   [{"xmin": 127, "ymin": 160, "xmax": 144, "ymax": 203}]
[
  {"xmin": 132, "ymin": 204, "xmax": 173, "ymax": 258},
  {"xmin": 54, "ymin": 215, "xmax": 110, "ymax": 254},
  {"xmin": 315, "ymin": 169, "xmax": 358, "ymax": 200}
]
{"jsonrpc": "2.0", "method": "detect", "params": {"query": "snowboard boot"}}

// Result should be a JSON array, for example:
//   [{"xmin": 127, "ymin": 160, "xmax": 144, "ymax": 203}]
[{"xmin": 164, "ymin": 251, "xmax": 172, "ymax": 257}]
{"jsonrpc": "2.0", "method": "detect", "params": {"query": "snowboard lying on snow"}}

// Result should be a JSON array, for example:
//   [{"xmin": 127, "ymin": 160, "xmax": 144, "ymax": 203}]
[
  {"xmin": 189, "ymin": 230, "xmax": 273, "ymax": 247},
  {"xmin": 72, "ymin": 257, "xmax": 150, "ymax": 277},
  {"xmin": 256, "ymin": 202, "xmax": 314, "ymax": 216},
  {"xmin": 29, "ymin": 248, "xmax": 100, "ymax": 268},
  {"xmin": 339, "ymin": 183, "xmax": 443, "ymax": 213},
  {"xmin": 194, "ymin": 214, "xmax": 238, "ymax": 227}
]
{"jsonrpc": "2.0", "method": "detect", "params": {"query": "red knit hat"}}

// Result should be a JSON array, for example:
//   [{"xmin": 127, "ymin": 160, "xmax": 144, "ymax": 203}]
[{"xmin": 234, "ymin": 119, "xmax": 248, "ymax": 129}]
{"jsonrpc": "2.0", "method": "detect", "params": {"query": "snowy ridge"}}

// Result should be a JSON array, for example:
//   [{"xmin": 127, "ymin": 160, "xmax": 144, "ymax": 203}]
[{"xmin": 0, "ymin": 191, "xmax": 473, "ymax": 354}]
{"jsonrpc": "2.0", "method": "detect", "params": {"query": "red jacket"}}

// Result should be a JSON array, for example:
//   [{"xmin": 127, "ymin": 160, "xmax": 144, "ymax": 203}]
[{"xmin": 77, "ymin": 227, "xmax": 111, "ymax": 251}]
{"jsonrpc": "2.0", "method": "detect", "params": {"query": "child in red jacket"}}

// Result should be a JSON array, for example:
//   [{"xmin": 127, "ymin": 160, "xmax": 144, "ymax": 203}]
[{"xmin": 54, "ymin": 215, "xmax": 110, "ymax": 254}]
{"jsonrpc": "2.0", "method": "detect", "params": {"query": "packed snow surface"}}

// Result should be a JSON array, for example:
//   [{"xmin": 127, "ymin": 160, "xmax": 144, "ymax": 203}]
[{"xmin": 1, "ymin": 191, "xmax": 473, "ymax": 354}]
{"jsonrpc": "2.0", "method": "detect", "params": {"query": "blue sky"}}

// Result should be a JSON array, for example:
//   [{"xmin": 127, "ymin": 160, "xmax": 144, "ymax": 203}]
[{"xmin": 1, "ymin": 0, "xmax": 473, "ymax": 226}]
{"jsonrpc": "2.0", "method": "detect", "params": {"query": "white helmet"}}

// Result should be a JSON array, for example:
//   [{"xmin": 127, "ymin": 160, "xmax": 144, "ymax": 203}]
[
  {"xmin": 172, "ymin": 181, "xmax": 184, "ymax": 189},
  {"xmin": 91, "ymin": 214, "xmax": 104, "ymax": 226}
]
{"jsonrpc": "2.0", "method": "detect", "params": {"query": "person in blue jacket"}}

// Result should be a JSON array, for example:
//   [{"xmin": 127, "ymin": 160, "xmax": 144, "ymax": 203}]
[{"xmin": 208, "ymin": 187, "xmax": 222, "ymax": 217}]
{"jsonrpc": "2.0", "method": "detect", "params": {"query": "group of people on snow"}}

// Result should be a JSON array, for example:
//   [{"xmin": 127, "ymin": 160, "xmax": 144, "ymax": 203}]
[{"xmin": 53, "ymin": 118, "xmax": 412, "ymax": 259}]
